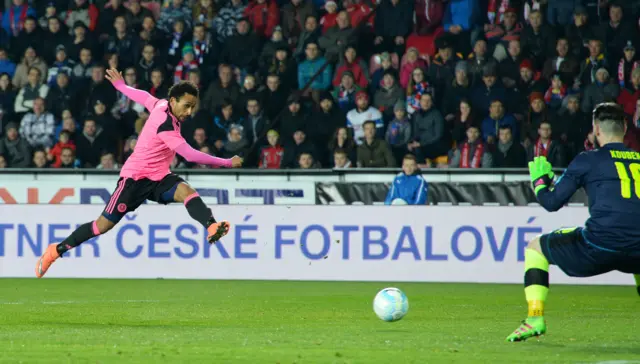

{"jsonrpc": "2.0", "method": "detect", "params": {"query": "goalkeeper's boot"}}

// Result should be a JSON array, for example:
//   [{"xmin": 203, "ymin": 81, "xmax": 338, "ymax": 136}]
[
  {"xmin": 35, "ymin": 244, "xmax": 61, "ymax": 278},
  {"xmin": 207, "ymin": 220, "xmax": 230, "ymax": 244},
  {"xmin": 506, "ymin": 317, "xmax": 547, "ymax": 342}
]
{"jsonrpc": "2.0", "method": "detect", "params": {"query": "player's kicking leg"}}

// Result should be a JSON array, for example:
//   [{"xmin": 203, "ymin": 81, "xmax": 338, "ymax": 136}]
[
  {"xmin": 506, "ymin": 236, "xmax": 548, "ymax": 342},
  {"xmin": 36, "ymin": 216, "xmax": 115, "ymax": 278},
  {"xmin": 171, "ymin": 182, "xmax": 230, "ymax": 243}
]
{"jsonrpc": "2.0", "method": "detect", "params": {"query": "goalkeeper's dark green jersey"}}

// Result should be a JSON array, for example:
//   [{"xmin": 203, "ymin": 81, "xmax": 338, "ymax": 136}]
[{"xmin": 535, "ymin": 142, "xmax": 640, "ymax": 252}]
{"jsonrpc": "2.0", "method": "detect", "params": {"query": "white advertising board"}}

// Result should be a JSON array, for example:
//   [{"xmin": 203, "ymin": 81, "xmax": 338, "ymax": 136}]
[{"xmin": 0, "ymin": 205, "xmax": 631, "ymax": 285}]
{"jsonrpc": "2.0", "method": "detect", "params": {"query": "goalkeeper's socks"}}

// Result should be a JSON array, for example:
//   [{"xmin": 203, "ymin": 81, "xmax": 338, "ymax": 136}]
[
  {"xmin": 524, "ymin": 248, "xmax": 549, "ymax": 317},
  {"xmin": 184, "ymin": 192, "xmax": 216, "ymax": 227},
  {"xmin": 56, "ymin": 221, "xmax": 100, "ymax": 255}
]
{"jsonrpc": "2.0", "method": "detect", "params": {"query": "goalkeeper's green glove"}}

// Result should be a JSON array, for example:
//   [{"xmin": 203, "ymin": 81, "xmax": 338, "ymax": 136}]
[{"xmin": 528, "ymin": 156, "xmax": 554, "ymax": 195}]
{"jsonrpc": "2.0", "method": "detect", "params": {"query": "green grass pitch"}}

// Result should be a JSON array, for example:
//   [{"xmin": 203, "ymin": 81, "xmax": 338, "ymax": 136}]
[{"xmin": 1, "ymin": 279, "xmax": 639, "ymax": 363}]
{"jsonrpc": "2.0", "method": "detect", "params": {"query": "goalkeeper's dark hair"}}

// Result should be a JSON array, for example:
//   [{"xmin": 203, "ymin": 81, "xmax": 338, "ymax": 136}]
[
  {"xmin": 168, "ymin": 81, "xmax": 199, "ymax": 101},
  {"xmin": 593, "ymin": 102, "xmax": 626, "ymax": 136}
]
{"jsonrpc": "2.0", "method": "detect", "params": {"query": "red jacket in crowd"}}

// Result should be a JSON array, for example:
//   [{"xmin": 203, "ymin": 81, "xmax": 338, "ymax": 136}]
[
  {"xmin": 259, "ymin": 145, "xmax": 284, "ymax": 169},
  {"xmin": 244, "ymin": 0, "xmax": 280, "ymax": 39}
]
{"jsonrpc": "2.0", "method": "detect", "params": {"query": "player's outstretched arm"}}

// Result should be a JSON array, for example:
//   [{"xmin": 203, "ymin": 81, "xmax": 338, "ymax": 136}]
[
  {"xmin": 174, "ymin": 142, "xmax": 243, "ymax": 168},
  {"xmin": 105, "ymin": 68, "xmax": 159, "ymax": 111},
  {"xmin": 530, "ymin": 156, "xmax": 583, "ymax": 212}
]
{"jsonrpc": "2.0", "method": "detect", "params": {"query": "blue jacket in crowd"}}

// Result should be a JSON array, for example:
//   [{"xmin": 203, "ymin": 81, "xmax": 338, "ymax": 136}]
[{"xmin": 385, "ymin": 172, "xmax": 428, "ymax": 205}]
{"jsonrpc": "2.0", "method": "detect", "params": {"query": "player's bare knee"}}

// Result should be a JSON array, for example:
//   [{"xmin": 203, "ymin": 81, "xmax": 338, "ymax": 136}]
[
  {"xmin": 174, "ymin": 182, "xmax": 197, "ymax": 203},
  {"xmin": 526, "ymin": 236, "xmax": 543, "ymax": 254},
  {"xmin": 95, "ymin": 216, "xmax": 116, "ymax": 234}
]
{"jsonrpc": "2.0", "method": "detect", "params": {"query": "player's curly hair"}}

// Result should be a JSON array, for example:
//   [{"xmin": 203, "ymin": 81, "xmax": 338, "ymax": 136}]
[
  {"xmin": 593, "ymin": 102, "xmax": 625, "ymax": 136},
  {"xmin": 168, "ymin": 81, "xmax": 199, "ymax": 101}
]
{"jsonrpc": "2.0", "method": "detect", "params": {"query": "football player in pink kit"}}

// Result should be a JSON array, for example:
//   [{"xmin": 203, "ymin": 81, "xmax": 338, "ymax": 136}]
[{"xmin": 35, "ymin": 68, "xmax": 243, "ymax": 278}]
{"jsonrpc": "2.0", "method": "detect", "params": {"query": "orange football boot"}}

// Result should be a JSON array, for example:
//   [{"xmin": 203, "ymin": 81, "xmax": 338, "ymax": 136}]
[
  {"xmin": 207, "ymin": 221, "xmax": 230, "ymax": 243},
  {"xmin": 35, "ymin": 244, "xmax": 61, "ymax": 278}
]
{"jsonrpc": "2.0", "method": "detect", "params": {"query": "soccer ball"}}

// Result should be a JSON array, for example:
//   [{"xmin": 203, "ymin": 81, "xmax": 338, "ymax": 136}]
[{"xmin": 373, "ymin": 287, "xmax": 409, "ymax": 322}]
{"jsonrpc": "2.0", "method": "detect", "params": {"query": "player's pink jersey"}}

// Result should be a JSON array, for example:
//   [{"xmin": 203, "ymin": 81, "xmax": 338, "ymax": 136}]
[{"xmin": 114, "ymin": 80, "xmax": 186, "ymax": 181}]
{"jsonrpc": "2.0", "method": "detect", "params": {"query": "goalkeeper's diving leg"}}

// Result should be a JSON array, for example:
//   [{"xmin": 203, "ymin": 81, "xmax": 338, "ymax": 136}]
[{"xmin": 506, "ymin": 236, "xmax": 548, "ymax": 342}]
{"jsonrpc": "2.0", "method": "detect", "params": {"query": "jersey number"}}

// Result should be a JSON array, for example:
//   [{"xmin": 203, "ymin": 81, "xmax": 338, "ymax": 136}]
[{"xmin": 614, "ymin": 162, "xmax": 640, "ymax": 199}]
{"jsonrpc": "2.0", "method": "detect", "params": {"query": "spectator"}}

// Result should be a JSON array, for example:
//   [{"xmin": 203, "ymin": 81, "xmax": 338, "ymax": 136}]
[
  {"xmin": 485, "ymin": 7, "xmax": 522, "ymax": 59},
  {"xmin": 331, "ymin": 70, "xmax": 360, "ymax": 113},
  {"xmin": 333, "ymin": 45, "xmax": 369, "ymax": 89},
  {"xmin": 542, "ymin": 37, "xmax": 579, "ymax": 85},
  {"xmin": 190, "ymin": 23, "xmax": 218, "ymax": 76},
  {"xmin": 357, "ymin": 120, "xmax": 395, "ymax": 168},
  {"xmin": 0, "ymin": 48, "xmax": 16, "ymax": 78},
  {"xmin": 544, "ymin": 73, "xmax": 568, "ymax": 111},
  {"xmin": 374, "ymin": 70, "xmax": 403, "ymax": 119},
  {"xmin": 373, "ymin": 0, "xmax": 413, "ymax": 57},
  {"xmin": 294, "ymin": 15, "xmax": 320, "ymax": 62},
  {"xmin": 526, "ymin": 120, "xmax": 566, "ymax": 167},
  {"xmin": 384, "ymin": 154, "xmax": 427, "ymax": 205},
  {"xmin": 104, "ymin": 15, "xmax": 137, "ymax": 68},
  {"xmin": 98, "ymin": 1, "xmax": 128, "ymax": 38},
  {"xmin": 581, "ymin": 68, "xmax": 620, "ymax": 114},
  {"xmin": 213, "ymin": 0, "xmax": 246, "ymax": 43},
  {"xmin": 65, "ymin": 0, "xmax": 99, "ymax": 33},
  {"xmin": 405, "ymin": 67, "xmax": 433, "ymax": 116},
  {"xmin": 279, "ymin": 95, "xmax": 307, "ymax": 145},
  {"xmin": 347, "ymin": 91, "xmax": 383, "ymax": 145},
  {"xmin": 112, "ymin": 67, "xmax": 144, "ymax": 138},
  {"xmin": 259, "ymin": 129, "xmax": 283, "ymax": 169},
  {"xmin": 333, "ymin": 148, "xmax": 353, "ymax": 168},
  {"xmin": 467, "ymin": 38, "xmax": 489, "ymax": 87},
  {"xmin": 68, "ymin": 22, "xmax": 95, "ymax": 64},
  {"xmin": 385, "ymin": 101, "xmax": 411, "ymax": 164},
  {"xmin": 136, "ymin": 44, "xmax": 158, "ymax": 85},
  {"xmin": 451, "ymin": 98, "xmax": 477, "ymax": 144},
  {"xmin": 499, "ymin": 40, "xmax": 526, "ymax": 88},
  {"xmin": 139, "ymin": 15, "xmax": 167, "ymax": 55},
  {"xmin": 46, "ymin": 46, "xmax": 75, "ymax": 87},
  {"xmin": 31, "ymin": 148, "xmax": 48, "ymax": 168},
  {"xmin": 318, "ymin": 10, "xmax": 356, "ymax": 61},
  {"xmin": 429, "ymin": 36, "xmax": 459, "ymax": 101},
  {"xmin": 57, "ymin": 110, "xmax": 80, "ymax": 143},
  {"xmin": 96, "ymin": 151, "xmax": 119, "ymax": 169},
  {"xmin": 3, "ymin": 0, "xmax": 36, "ymax": 38},
  {"xmin": 307, "ymin": 92, "xmax": 344, "ymax": 161},
  {"xmin": 281, "ymin": 0, "xmax": 316, "ymax": 49},
  {"xmin": 38, "ymin": 3, "xmax": 59, "ymax": 30},
  {"xmin": 618, "ymin": 68, "xmax": 640, "ymax": 116},
  {"xmin": 19, "ymin": 97, "xmax": 55, "ymax": 150},
  {"xmin": 320, "ymin": 2, "xmax": 337, "ymax": 35},
  {"xmin": 554, "ymin": 94, "xmax": 589, "ymax": 159},
  {"xmin": 471, "ymin": 63, "xmax": 506, "ymax": 118},
  {"xmin": 408, "ymin": 93, "xmax": 449, "ymax": 166},
  {"xmin": 579, "ymin": 39, "xmax": 608, "ymax": 87},
  {"xmin": 443, "ymin": 61, "xmax": 471, "ymax": 120},
  {"xmin": 13, "ymin": 47, "xmax": 47, "ymax": 89},
  {"xmin": 244, "ymin": 0, "xmax": 279, "ymax": 40},
  {"xmin": 399, "ymin": 47, "xmax": 427, "ymax": 89},
  {"xmin": 282, "ymin": 129, "xmax": 318, "ymax": 168},
  {"xmin": 46, "ymin": 72, "xmax": 78, "ymax": 121},
  {"xmin": 87, "ymin": 64, "xmax": 117, "ymax": 112},
  {"xmin": 520, "ymin": 9, "xmax": 556, "ymax": 70},
  {"xmin": 144, "ymin": 68, "xmax": 169, "ymax": 100},
  {"xmin": 262, "ymin": 46, "xmax": 297, "ymax": 93},
  {"xmin": 443, "ymin": 0, "xmax": 479, "ymax": 55},
  {"xmin": 298, "ymin": 40, "xmax": 332, "ymax": 100},
  {"xmin": 72, "ymin": 47, "xmax": 94, "ymax": 84},
  {"xmin": 0, "ymin": 73, "xmax": 16, "ymax": 128},
  {"xmin": 546, "ymin": 0, "xmax": 575, "ymax": 26},
  {"xmin": 617, "ymin": 41, "xmax": 640, "ymax": 89},
  {"xmin": 298, "ymin": 151, "xmax": 318, "ymax": 169},
  {"xmin": 236, "ymin": 74, "xmax": 261, "ymax": 117},
  {"xmin": 328, "ymin": 126, "xmax": 357, "ymax": 165},
  {"xmin": 15, "ymin": 68, "xmax": 49, "ymax": 115},
  {"xmin": 58, "ymin": 146, "xmax": 80, "ymax": 168},
  {"xmin": 493, "ymin": 125, "xmax": 527, "ymax": 168},
  {"xmin": 523, "ymin": 91, "xmax": 549, "ymax": 143},
  {"xmin": 166, "ymin": 19, "xmax": 190, "ymax": 68},
  {"xmin": 204, "ymin": 64, "xmax": 240, "ymax": 112},
  {"xmin": 369, "ymin": 51, "xmax": 396, "ymax": 94},
  {"xmin": 48, "ymin": 130, "xmax": 76, "ymax": 168},
  {"xmin": 565, "ymin": 6, "xmax": 593, "ymax": 61},
  {"xmin": 449, "ymin": 124, "xmax": 492, "ymax": 168},
  {"xmin": 221, "ymin": 18, "xmax": 261, "ymax": 76},
  {"xmin": 243, "ymin": 97, "xmax": 270, "ymax": 145},
  {"xmin": 0, "ymin": 122, "xmax": 31, "ymax": 167},
  {"xmin": 174, "ymin": 44, "xmax": 199, "ymax": 84},
  {"xmin": 158, "ymin": 0, "xmax": 192, "ymax": 33},
  {"xmin": 261, "ymin": 73, "xmax": 288, "ymax": 120},
  {"xmin": 75, "ymin": 118, "xmax": 111, "ymax": 167},
  {"xmin": 127, "ymin": 0, "xmax": 154, "ymax": 32},
  {"xmin": 599, "ymin": 3, "xmax": 633, "ymax": 64}
]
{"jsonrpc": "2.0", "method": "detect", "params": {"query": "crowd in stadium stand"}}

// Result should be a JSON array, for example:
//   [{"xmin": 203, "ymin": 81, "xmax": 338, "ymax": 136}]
[{"xmin": 0, "ymin": 0, "xmax": 639, "ymax": 170}]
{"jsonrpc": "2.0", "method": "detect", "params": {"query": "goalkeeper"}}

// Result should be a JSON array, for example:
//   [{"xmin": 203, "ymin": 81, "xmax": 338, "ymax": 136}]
[{"xmin": 506, "ymin": 103, "xmax": 640, "ymax": 342}]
